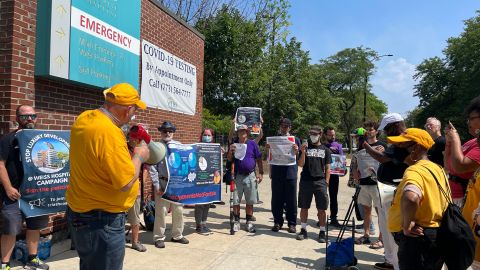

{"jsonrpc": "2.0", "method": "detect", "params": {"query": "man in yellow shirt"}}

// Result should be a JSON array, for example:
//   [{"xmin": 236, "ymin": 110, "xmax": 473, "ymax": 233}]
[
  {"xmin": 387, "ymin": 128, "xmax": 450, "ymax": 270},
  {"xmin": 66, "ymin": 83, "xmax": 150, "ymax": 270}
]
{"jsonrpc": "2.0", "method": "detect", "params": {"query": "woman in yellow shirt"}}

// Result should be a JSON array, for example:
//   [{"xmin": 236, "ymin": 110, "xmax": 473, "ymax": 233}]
[{"xmin": 387, "ymin": 128, "xmax": 450, "ymax": 270}]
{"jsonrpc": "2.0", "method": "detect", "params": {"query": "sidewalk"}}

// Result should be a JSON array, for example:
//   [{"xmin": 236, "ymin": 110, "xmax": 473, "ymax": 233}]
[{"xmin": 12, "ymin": 174, "xmax": 383, "ymax": 270}]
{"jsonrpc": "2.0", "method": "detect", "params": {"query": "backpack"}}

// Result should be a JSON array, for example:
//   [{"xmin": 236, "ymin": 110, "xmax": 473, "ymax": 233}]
[
  {"xmin": 142, "ymin": 200, "xmax": 156, "ymax": 231},
  {"xmin": 424, "ymin": 166, "xmax": 475, "ymax": 270}
]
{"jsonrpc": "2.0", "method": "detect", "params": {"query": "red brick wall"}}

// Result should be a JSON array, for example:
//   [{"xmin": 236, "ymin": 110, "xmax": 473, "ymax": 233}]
[{"xmin": 0, "ymin": 0, "xmax": 204, "ymax": 236}]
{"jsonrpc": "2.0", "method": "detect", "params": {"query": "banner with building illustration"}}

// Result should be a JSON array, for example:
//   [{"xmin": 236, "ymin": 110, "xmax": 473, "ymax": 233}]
[
  {"xmin": 16, "ymin": 130, "xmax": 70, "ymax": 217},
  {"xmin": 163, "ymin": 143, "xmax": 222, "ymax": 204}
]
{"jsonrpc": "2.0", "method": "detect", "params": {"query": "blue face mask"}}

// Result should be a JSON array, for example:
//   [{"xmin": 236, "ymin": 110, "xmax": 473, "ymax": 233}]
[{"xmin": 202, "ymin": 135, "xmax": 212, "ymax": 143}]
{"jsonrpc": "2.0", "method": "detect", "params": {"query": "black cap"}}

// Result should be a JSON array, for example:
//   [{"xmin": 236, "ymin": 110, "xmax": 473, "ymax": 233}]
[
  {"xmin": 279, "ymin": 118, "xmax": 292, "ymax": 126},
  {"xmin": 158, "ymin": 121, "xmax": 176, "ymax": 132}
]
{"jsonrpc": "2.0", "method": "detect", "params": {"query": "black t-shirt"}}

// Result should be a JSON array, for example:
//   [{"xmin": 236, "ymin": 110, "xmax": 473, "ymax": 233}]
[
  {"xmin": 300, "ymin": 142, "xmax": 332, "ymax": 181},
  {"xmin": 359, "ymin": 140, "xmax": 387, "ymax": 185},
  {"xmin": 428, "ymin": 135, "xmax": 446, "ymax": 167},
  {"xmin": 0, "ymin": 131, "xmax": 23, "ymax": 194}
]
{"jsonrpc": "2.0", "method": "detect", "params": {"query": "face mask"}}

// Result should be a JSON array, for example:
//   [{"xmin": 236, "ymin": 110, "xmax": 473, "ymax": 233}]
[
  {"xmin": 392, "ymin": 146, "xmax": 410, "ymax": 163},
  {"xmin": 310, "ymin": 135, "xmax": 320, "ymax": 143},
  {"xmin": 202, "ymin": 135, "xmax": 212, "ymax": 143}
]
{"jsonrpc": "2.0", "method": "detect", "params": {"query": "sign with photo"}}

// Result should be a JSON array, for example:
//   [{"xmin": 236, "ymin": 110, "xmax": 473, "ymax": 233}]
[
  {"xmin": 163, "ymin": 143, "xmax": 222, "ymax": 204},
  {"xmin": 267, "ymin": 136, "xmax": 296, "ymax": 166},
  {"xmin": 16, "ymin": 130, "xmax": 70, "ymax": 217},
  {"xmin": 235, "ymin": 107, "xmax": 262, "ymax": 134},
  {"xmin": 330, "ymin": 154, "xmax": 347, "ymax": 176}
]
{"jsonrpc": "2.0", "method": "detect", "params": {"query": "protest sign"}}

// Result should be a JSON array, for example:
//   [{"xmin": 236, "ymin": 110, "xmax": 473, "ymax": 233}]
[
  {"xmin": 16, "ymin": 130, "xmax": 70, "ymax": 217},
  {"xmin": 330, "ymin": 154, "xmax": 347, "ymax": 175},
  {"xmin": 267, "ymin": 136, "xmax": 296, "ymax": 166},
  {"xmin": 235, "ymin": 107, "xmax": 262, "ymax": 134},
  {"xmin": 233, "ymin": 143, "xmax": 247, "ymax": 161},
  {"xmin": 355, "ymin": 149, "xmax": 380, "ymax": 179},
  {"xmin": 163, "ymin": 143, "xmax": 222, "ymax": 204}
]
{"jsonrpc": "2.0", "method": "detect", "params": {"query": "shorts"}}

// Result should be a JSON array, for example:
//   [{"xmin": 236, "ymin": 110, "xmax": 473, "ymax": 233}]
[
  {"xmin": 298, "ymin": 180, "xmax": 329, "ymax": 210},
  {"xmin": 127, "ymin": 197, "xmax": 141, "ymax": 225},
  {"xmin": 233, "ymin": 172, "xmax": 259, "ymax": 205},
  {"xmin": 357, "ymin": 185, "xmax": 381, "ymax": 208},
  {"xmin": 1, "ymin": 199, "xmax": 49, "ymax": 235}
]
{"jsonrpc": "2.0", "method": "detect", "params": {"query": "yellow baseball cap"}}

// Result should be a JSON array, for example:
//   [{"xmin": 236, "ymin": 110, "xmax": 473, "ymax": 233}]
[
  {"xmin": 387, "ymin": 128, "xmax": 434, "ymax": 150},
  {"xmin": 103, "ymin": 83, "xmax": 147, "ymax": 109}
]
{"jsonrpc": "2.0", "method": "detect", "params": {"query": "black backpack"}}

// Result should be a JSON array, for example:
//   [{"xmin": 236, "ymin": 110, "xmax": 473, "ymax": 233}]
[
  {"xmin": 142, "ymin": 200, "xmax": 156, "ymax": 231},
  {"xmin": 424, "ymin": 166, "xmax": 475, "ymax": 270}
]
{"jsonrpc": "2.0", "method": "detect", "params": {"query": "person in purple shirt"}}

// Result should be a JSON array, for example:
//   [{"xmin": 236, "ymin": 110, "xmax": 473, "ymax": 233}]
[
  {"xmin": 227, "ymin": 124, "xmax": 264, "ymax": 233},
  {"xmin": 324, "ymin": 126, "xmax": 343, "ymax": 227}
]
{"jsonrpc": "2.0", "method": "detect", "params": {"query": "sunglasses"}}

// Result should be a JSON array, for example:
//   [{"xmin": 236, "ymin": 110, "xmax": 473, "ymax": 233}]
[{"xmin": 18, "ymin": 114, "xmax": 37, "ymax": 121}]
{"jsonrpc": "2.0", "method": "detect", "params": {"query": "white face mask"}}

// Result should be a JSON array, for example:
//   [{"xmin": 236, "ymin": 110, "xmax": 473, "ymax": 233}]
[{"xmin": 310, "ymin": 135, "xmax": 320, "ymax": 143}]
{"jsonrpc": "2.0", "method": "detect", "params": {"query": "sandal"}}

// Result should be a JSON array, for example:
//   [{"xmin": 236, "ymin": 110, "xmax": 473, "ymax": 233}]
[
  {"xmin": 369, "ymin": 240, "xmax": 384, "ymax": 249},
  {"xmin": 354, "ymin": 235, "xmax": 371, "ymax": 245}
]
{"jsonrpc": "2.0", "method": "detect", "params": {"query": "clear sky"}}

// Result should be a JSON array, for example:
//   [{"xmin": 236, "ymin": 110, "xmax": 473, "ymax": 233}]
[{"xmin": 288, "ymin": 1, "xmax": 479, "ymax": 116}]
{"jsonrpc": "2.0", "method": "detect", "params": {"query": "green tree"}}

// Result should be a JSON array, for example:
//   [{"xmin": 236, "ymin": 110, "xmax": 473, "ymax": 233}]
[{"xmin": 412, "ymin": 11, "xmax": 480, "ymax": 139}]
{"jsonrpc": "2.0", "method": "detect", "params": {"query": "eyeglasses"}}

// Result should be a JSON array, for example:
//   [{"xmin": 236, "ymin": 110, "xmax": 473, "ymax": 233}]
[
  {"xmin": 18, "ymin": 114, "xmax": 37, "ymax": 120},
  {"xmin": 309, "ymin": 132, "xmax": 320, "ymax": 136},
  {"xmin": 161, "ymin": 130, "xmax": 175, "ymax": 134}
]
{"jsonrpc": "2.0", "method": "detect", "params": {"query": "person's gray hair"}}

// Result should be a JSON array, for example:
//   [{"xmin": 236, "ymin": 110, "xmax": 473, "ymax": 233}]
[{"xmin": 426, "ymin": 117, "xmax": 441, "ymax": 128}]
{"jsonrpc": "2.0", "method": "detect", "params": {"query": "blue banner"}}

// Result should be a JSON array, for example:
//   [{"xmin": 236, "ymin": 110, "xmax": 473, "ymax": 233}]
[
  {"xmin": 16, "ymin": 130, "xmax": 70, "ymax": 217},
  {"xmin": 163, "ymin": 143, "xmax": 222, "ymax": 204}
]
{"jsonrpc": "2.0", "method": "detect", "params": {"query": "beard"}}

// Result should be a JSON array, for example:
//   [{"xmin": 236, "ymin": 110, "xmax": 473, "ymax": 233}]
[{"xmin": 21, "ymin": 123, "xmax": 35, "ymax": 129}]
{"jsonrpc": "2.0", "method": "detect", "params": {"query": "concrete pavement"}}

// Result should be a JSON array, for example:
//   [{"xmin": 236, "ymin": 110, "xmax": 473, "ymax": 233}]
[{"xmin": 11, "ymin": 173, "xmax": 384, "ymax": 270}]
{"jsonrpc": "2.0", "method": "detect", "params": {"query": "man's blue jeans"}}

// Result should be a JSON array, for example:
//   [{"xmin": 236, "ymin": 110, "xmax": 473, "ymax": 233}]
[{"xmin": 67, "ymin": 207, "xmax": 126, "ymax": 270}]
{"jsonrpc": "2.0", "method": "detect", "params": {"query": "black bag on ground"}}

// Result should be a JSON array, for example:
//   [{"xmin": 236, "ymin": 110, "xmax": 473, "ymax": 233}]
[
  {"xmin": 143, "ymin": 200, "xmax": 156, "ymax": 231},
  {"xmin": 424, "ymin": 166, "xmax": 475, "ymax": 270}
]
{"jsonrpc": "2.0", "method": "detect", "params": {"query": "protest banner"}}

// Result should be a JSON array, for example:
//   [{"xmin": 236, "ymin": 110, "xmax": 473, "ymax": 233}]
[
  {"xmin": 163, "ymin": 143, "xmax": 222, "ymax": 204},
  {"xmin": 235, "ymin": 107, "xmax": 262, "ymax": 134},
  {"xmin": 267, "ymin": 136, "xmax": 296, "ymax": 166},
  {"xmin": 16, "ymin": 130, "xmax": 70, "ymax": 217},
  {"xmin": 330, "ymin": 154, "xmax": 347, "ymax": 175}
]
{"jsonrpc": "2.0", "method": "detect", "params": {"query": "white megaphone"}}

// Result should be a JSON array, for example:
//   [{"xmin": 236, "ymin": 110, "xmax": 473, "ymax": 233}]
[{"xmin": 129, "ymin": 125, "xmax": 166, "ymax": 165}]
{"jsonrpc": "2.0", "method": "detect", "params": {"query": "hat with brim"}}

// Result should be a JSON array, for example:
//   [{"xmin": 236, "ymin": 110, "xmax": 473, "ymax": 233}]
[
  {"xmin": 237, "ymin": 124, "xmax": 249, "ymax": 131},
  {"xmin": 387, "ymin": 128, "xmax": 434, "ymax": 150},
  {"xmin": 103, "ymin": 83, "xmax": 147, "ymax": 110},
  {"xmin": 378, "ymin": 113, "xmax": 404, "ymax": 131}
]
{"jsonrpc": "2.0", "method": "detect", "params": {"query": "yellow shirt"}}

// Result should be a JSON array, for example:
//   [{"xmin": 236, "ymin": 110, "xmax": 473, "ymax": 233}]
[
  {"xmin": 66, "ymin": 109, "xmax": 137, "ymax": 213},
  {"xmin": 388, "ymin": 159, "xmax": 450, "ymax": 232},
  {"xmin": 462, "ymin": 169, "xmax": 480, "ymax": 261}
]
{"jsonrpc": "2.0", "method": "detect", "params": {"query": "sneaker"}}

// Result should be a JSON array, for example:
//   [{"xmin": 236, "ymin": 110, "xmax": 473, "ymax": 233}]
[
  {"xmin": 246, "ymin": 221, "xmax": 256, "ymax": 233},
  {"xmin": 131, "ymin": 242, "xmax": 147, "ymax": 252},
  {"xmin": 287, "ymin": 225, "xmax": 296, "ymax": 233},
  {"xmin": 296, "ymin": 228, "xmax": 308, "ymax": 240},
  {"xmin": 1, "ymin": 264, "xmax": 10, "ymax": 270},
  {"xmin": 171, "ymin": 237, "xmax": 189, "ymax": 244},
  {"xmin": 271, "ymin": 223, "xmax": 282, "ymax": 232},
  {"xmin": 25, "ymin": 257, "xmax": 49, "ymax": 270},
  {"xmin": 318, "ymin": 231, "xmax": 327, "ymax": 243},
  {"xmin": 196, "ymin": 225, "xmax": 212, "ymax": 235},
  {"xmin": 329, "ymin": 220, "xmax": 341, "ymax": 227},
  {"xmin": 233, "ymin": 221, "xmax": 240, "ymax": 232},
  {"xmin": 374, "ymin": 262, "xmax": 394, "ymax": 270},
  {"xmin": 154, "ymin": 240, "xmax": 165, "ymax": 248}
]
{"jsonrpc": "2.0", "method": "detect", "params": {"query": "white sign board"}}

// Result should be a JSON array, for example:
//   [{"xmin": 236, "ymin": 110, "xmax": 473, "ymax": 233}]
[
  {"xmin": 267, "ymin": 136, "xmax": 296, "ymax": 166},
  {"xmin": 141, "ymin": 40, "xmax": 197, "ymax": 115}
]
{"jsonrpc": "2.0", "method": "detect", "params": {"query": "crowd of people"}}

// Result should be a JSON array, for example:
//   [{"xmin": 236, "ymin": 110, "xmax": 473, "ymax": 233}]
[{"xmin": 1, "ymin": 82, "xmax": 480, "ymax": 270}]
